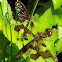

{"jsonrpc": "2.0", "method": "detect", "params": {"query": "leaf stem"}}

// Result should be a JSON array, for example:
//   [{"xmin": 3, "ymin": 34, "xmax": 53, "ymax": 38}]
[
  {"xmin": 26, "ymin": 0, "xmax": 39, "ymax": 27},
  {"xmin": 7, "ymin": 3, "xmax": 12, "ymax": 61},
  {"xmin": 30, "ymin": 0, "xmax": 39, "ymax": 17},
  {"xmin": 17, "ymin": 0, "xmax": 21, "ymax": 2}
]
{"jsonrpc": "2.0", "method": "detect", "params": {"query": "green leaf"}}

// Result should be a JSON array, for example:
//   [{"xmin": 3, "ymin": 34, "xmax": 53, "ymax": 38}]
[
  {"xmin": 10, "ymin": 56, "xmax": 26, "ymax": 62},
  {"xmin": 52, "ymin": 0, "xmax": 62, "ymax": 9},
  {"xmin": 11, "ymin": 25, "xmax": 18, "ymax": 43},
  {"xmin": 51, "ymin": 29, "xmax": 58, "ymax": 43},
  {"xmin": 36, "ymin": 8, "xmax": 52, "ymax": 32},
  {"xmin": 1, "ymin": 0, "xmax": 7, "ymax": 16},
  {"xmin": 2, "ymin": 0, "xmax": 12, "ymax": 17},
  {"xmin": 44, "ymin": 37, "xmax": 56, "ymax": 57},
  {"xmin": 0, "ymin": 16, "xmax": 5, "ymax": 30},
  {"xmin": 26, "ymin": 56, "xmax": 30, "ymax": 62},
  {"xmin": 36, "ymin": 56, "xmax": 45, "ymax": 62},
  {"xmin": 0, "ymin": 4, "xmax": 2, "ymax": 15},
  {"xmin": 36, "ymin": 7, "xmax": 45, "ymax": 16},
  {"xmin": 0, "ymin": 50, "xmax": 3, "ymax": 60},
  {"xmin": 29, "ymin": 8, "xmax": 52, "ymax": 34},
  {"xmin": 45, "ymin": 57, "xmax": 54, "ymax": 62},
  {"xmin": 0, "ymin": 0, "xmax": 13, "ymax": 23},
  {"xmin": 5, "ymin": 24, "xmax": 11, "ymax": 41},
  {"xmin": 15, "ymin": 40, "xmax": 23, "ymax": 49},
  {"xmin": 0, "ymin": 30, "xmax": 8, "ymax": 50},
  {"xmin": 38, "ymin": 1, "xmax": 53, "ymax": 15},
  {"xmin": 3, "ymin": 20, "xmax": 18, "ymax": 43},
  {"xmin": 1, "ymin": 49, "xmax": 9, "ymax": 61},
  {"xmin": 7, "ymin": 4, "xmax": 13, "ymax": 21},
  {"xmin": 58, "ymin": 26, "xmax": 62, "ymax": 38},
  {"xmin": 28, "ymin": 14, "xmax": 39, "ymax": 34},
  {"xmin": 3, "ymin": 20, "xmax": 24, "ymax": 49},
  {"xmin": 5, "ymin": 43, "xmax": 19, "ymax": 56},
  {"xmin": 30, "ymin": 59, "xmax": 35, "ymax": 62},
  {"xmin": 55, "ymin": 38, "xmax": 62, "ymax": 53},
  {"xmin": 52, "ymin": 8, "xmax": 62, "ymax": 26}
]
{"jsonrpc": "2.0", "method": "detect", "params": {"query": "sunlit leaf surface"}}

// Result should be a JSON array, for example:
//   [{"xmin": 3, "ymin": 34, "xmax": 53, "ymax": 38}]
[{"xmin": 52, "ymin": 0, "xmax": 62, "ymax": 9}]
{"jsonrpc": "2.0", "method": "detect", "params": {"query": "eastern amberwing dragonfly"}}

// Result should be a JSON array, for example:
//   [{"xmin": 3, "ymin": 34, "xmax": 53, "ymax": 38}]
[{"xmin": 14, "ymin": 24, "xmax": 53, "ymax": 58}]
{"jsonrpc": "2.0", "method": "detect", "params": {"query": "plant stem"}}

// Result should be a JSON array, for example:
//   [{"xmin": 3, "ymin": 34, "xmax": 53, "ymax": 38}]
[
  {"xmin": 9, "ymin": 25, "xmax": 12, "ymax": 61},
  {"xmin": 17, "ymin": 0, "xmax": 21, "ymax": 2},
  {"xmin": 30, "ymin": 0, "xmax": 39, "ymax": 17},
  {"xmin": 17, "ymin": 0, "xmax": 19, "ymax": 2},
  {"xmin": 0, "ymin": 3, "xmax": 3, "ymax": 16},
  {"xmin": 7, "ymin": 3, "xmax": 12, "ymax": 61},
  {"xmin": 26, "ymin": 0, "xmax": 39, "ymax": 27}
]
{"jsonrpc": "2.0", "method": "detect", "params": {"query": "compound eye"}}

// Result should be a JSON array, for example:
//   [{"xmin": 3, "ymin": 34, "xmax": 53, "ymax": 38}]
[{"xmin": 45, "ymin": 28, "xmax": 52, "ymax": 37}]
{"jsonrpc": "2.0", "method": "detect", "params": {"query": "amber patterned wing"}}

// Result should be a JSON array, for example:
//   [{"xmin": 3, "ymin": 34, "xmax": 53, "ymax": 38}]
[
  {"xmin": 15, "ymin": 2, "xmax": 30, "ymax": 22},
  {"xmin": 30, "ymin": 50, "xmax": 54, "ymax": 60}
]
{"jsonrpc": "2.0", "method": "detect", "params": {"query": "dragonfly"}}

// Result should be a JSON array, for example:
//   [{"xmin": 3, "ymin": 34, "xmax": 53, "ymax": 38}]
[
  {"xmin": 14, "ymin": 24, "xmax": 53, "ymax": 58},
  {"xmin": 14, "ymin": 1, "xmax": 54, "ymax": 60}
]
